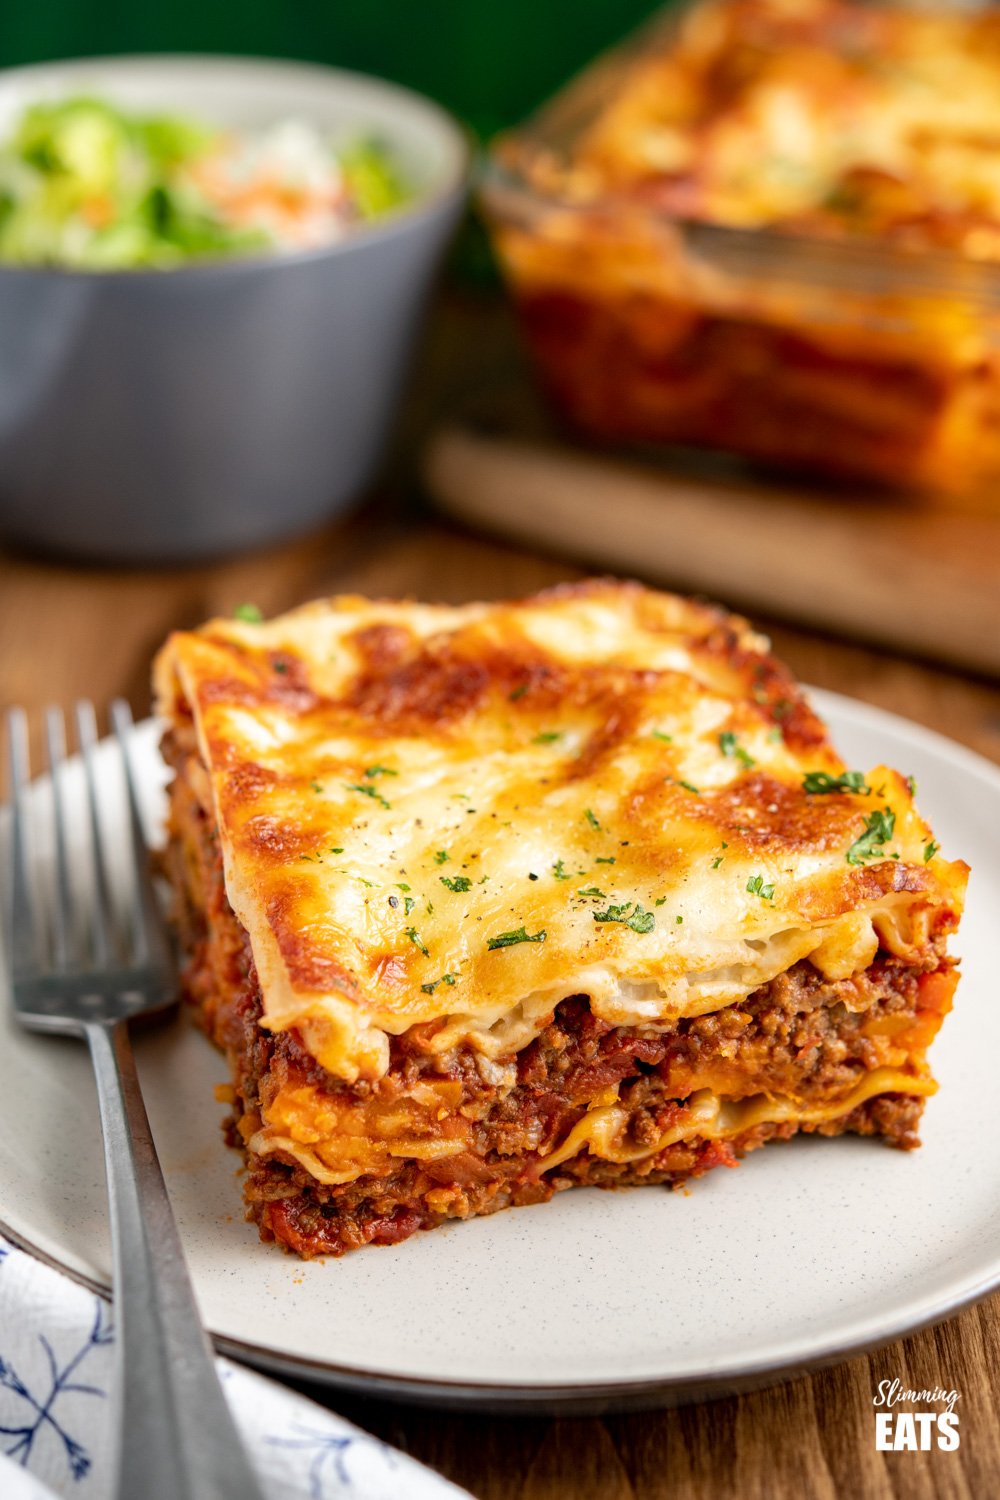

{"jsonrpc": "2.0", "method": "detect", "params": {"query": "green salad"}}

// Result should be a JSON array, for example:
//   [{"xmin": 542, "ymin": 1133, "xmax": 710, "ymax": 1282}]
[{"xmin": 0, "ymin": 97, "xmax": 411, "ymax": 269}]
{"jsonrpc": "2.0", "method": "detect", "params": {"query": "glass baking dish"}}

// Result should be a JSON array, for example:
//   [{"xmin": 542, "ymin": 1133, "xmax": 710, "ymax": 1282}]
[{"xmin": 480, "ymin": 0, "xmax": 1000, "ymax": 502}]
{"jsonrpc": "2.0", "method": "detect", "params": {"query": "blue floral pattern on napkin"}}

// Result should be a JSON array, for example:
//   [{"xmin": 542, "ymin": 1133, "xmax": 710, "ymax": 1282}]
[
  {"xmin": 1, "ymin": 1298, "xmax": 110, "ymax": 1479},
  {"xmin": 0, "ymin": 1233, "xmax": 470, "ymax": 1500}
]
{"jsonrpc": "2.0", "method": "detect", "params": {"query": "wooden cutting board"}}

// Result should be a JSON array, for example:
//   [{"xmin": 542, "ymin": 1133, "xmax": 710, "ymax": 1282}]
[{"xmin": 423, "ymin": 416, "xmax": 1000, "ymax": 678}]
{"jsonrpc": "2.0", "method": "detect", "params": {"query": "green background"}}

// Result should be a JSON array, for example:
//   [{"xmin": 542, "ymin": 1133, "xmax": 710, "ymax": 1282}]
[{"xmin": 0, "ymin": 2, "xmax": 662, "ymax": 136}]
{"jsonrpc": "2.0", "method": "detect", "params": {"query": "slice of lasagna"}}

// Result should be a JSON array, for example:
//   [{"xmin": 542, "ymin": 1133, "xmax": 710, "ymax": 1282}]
[{"xmin": 154, "ymin": 582, "xmax": 967, "ymax": 1257}]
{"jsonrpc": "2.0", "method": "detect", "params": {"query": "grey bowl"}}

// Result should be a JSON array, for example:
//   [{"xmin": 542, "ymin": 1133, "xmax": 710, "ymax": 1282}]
[{"xmin": 0, "ymin": 55, "xmax": 469, "ymax": 563}]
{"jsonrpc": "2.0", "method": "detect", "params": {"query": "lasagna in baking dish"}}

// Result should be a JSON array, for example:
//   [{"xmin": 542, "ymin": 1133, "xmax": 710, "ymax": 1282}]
[
  {"xmin": 154, "ymin": 582, "xmax": 966, "ymax": 1257},
  {"xmin": 556, "ymin": 0, "xmax": 1000, "ymax": 254},
  {"xmin": 485, "ymin": 0, "xmax": 1000, "ymax": 496}
]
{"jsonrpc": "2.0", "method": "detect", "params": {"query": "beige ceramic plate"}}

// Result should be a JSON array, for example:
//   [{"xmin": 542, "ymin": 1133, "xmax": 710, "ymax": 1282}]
[{"xmin": 1, "ymin": 692, "xmax": 997, "ymax": 1411}]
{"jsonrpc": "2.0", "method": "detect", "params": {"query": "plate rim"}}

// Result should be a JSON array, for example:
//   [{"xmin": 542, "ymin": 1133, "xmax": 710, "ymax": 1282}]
[
  {"xmin": 3, "ymin": 1211, "xmax": 998, "ymax": 1414},
  {"xmin": 3, "ymin": 687, "xmax": 999, "ymax": 1410}
]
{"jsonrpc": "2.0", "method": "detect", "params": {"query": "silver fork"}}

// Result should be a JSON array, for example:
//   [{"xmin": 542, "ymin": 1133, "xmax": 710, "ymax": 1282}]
[{"xmin": 4, "ymin": 700, "xmax": 267, "ymax": 1500}]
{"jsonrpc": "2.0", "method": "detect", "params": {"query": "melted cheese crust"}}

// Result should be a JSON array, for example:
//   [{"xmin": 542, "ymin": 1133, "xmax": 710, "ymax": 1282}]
[
  {"xmin": 155, "ymin": 581, "xmax": 967, "ymax": 1082},
  {"xmin": 538, "ymin": 0, "xmax": 1000, "ymax": 259}
]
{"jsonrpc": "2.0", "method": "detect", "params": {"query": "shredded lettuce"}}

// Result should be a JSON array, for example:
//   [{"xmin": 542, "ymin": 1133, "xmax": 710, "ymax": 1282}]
[
  {"xmin": 0, "ymin": 97, "xmax": 410, "ymax": 269},
  {"xmin": 339, "ymin": 138, "xmax": 410, "ymax": 220}
]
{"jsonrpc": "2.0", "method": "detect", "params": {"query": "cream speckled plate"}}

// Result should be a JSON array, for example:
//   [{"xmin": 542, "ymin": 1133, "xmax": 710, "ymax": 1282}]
[{"xmin": 1, "ymin": 691, "xmax": 997, "ymax": 1412}]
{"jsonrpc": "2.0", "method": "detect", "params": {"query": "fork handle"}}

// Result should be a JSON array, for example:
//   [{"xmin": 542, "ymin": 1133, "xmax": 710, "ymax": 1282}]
[{"xmin": 86, "ymin": 1020, "xmax": 268, "ymax": 1500}]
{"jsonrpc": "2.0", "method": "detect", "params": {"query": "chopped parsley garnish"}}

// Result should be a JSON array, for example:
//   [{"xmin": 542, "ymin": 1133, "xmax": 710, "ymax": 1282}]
[
  {"xmin": 670, "ymin": 779, "xmax": 700, "ymax": 795},
  {"xmin": 310, "ymin": 780, "xmax": 324, "ymax": 793},
  {"xmin": 906, "ymin": 775, "xmax": 918, "ymax": 797},
  {"xmin": 746, "ymin": 874, "xmax": 775, "ymax": 901},
  {"xmin": 651, "ymin": 730, "xmax": 673, "ymax": 743},
  {"xmin": 676, "ymin": 915, "xmax": 683, "ymax": 924},
  {"xmin": 330, "ymin": 847, "xmax": 344, "ymax": 854},
  {"xmin": 584, "ymin": 808, "xmax": 600, "ymax": 830},
  {"xmin": 552, "ymin": 859, "xmax": 570, "ymax": 881},
  {"xmin": 364, "ymin": 764, "xmax": 397, "ymax": 779},
  {"xmin": 593, "ymin": 901, "xmax": 656, "ymax": 934},
  {"xmin": 655, "ymin": 897, "xmax": 667, "ymax": 907},
  {"xmin": 924, "ymin": 840, "xmax": 940, "ymax": 862},
  {"xmin": 846, "ymin": 808, "xmax": 896, "ymax": 866},
  {"xmin": 298, "ymin": 853, "xmax": 321, "ymax": 863},
  {"xmin": 509, "ymin": 684, "xmax": 529, "ymax": 702},
  {"xmin": 719, "ymin": 731, "xmax": 755, "ymax": 770},
  {"xmin": 802, "ymin": 769, "xmax": 870, "ymax": 796},
  {"xmin": 403, "ymin": 896, "xmax": 416, "ymax": 916},
  {"xmin": 711, "ymin": 841, "xmax": 729, "ymax": 870},
  {"xmin": 433, "ymin": 849, "xmax": 450, "ymax": 864},
  {"xmin": 346, "ymin": 782, "xmax": 390, "ymax": 810},
  {"xmin": 233, "ymin": 603, "xmax": 263, "ymax": 623},
  {"xmin": 273, "ymin": 660, "xmax": 288, "ymax": 674},
  {"xmin": 532, "ymin": 731, "xmax": 561, "ymax": 745},
  {"xmin": 487, "ymin": 927, "xmax": 547, "ymax": 950},
  {"xmin": 577, "ymin": 886, "xmax": 605, "ymax": 898},
  {"xmin": 421, "ymin": 973, "xmax": 458, "ymax": 995},
  {"xmin": 595, "ymin": 856, "xmax": 616, "ymax": 865},
  {"xmin": 440, "ymin": 875, "xmax": 472, "ymax": 892},
  {"xmin": 395, "ymin": 883, "xmax": 411, "ymax": 892},
  {"xmin": 405, "ymin": 926, "xmax": 429, "ymax": 956}
]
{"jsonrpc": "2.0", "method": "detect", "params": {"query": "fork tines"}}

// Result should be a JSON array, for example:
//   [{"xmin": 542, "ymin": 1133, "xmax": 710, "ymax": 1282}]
[{"xmin": 3, "ymin": 700, "xmax": 174, "ymax": 1025}]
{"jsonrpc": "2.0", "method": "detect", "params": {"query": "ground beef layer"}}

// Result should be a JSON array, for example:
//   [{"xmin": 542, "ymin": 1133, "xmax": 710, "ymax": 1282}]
[
  {"xmin": 163, "ymin": 730, "xmax": 954, "ymax": 1258},
  {"xmin": 228, "ymin": 984, "xmax": 932, "ymax": 1257}
]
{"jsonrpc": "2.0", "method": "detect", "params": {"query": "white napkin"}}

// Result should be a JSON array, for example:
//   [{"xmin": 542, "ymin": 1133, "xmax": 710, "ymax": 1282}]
[{"xmin": 0, "ymin": 1234, "xmax": 471, "ymax": 1500}]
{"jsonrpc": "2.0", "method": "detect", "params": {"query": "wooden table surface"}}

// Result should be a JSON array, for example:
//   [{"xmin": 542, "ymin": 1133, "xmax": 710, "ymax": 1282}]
[{"xmin": 1, "ymin": 291, "xmax": 998, "ymax": 1499}]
